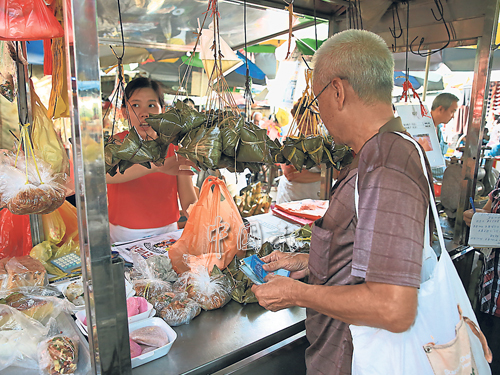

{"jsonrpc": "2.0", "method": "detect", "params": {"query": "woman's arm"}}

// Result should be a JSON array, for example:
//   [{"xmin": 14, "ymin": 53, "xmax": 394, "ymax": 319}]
[
  {"xmin": 106, "ymin": 155, "xmax": 196, "ymax": 184},
  {"xmin": 282, "ymin": 164, "xmax": 321, "ymax": 183},
  {"xmin": 177, "ymin": 175, "xmax": 198, "ymax": 215}
]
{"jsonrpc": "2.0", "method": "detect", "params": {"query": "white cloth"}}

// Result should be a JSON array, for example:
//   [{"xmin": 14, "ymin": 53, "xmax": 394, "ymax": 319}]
[
  {"xmin": 109, "ymin": 222, "xmax": 178, "ymax": 244},
  {"xmin": 275, "ymin": 175, "xmax": 321, "ymax": 204}
]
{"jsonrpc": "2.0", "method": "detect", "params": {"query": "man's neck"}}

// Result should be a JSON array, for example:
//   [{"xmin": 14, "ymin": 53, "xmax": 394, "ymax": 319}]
[
  {"xmin": 431, "ymin": 110, "xmax": 440, "ymax": 127},
  {"xmin": 345, "ymin": 103, "xmax": 395, "ymax": 153}
]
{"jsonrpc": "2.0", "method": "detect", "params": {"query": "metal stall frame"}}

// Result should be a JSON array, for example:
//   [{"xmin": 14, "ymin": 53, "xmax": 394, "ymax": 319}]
[
  {"xmin": 63, "ymin": 1, "xmax": 131, "ymax": 373},
  {"xmin": 56, "ymin": 0, "xmax": 499, "ymax": 373}
]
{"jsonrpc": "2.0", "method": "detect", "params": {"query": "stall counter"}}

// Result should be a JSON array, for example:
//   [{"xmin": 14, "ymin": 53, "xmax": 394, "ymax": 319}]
[{"xmin": 131, "ymin": 301, "xmax": 305, "ymax": 375}]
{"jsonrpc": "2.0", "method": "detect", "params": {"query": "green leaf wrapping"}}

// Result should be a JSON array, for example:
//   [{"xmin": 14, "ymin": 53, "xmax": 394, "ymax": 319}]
[
  {"xmin": 118, "ymin": 159, "xmax": 134, "ymax": 174},
  {"xmin": 175, "ymin": 100, "xmax": 206, "ymax": 137},
  {"xmin": 178, "ymin": 126, "xmax": 222, "ymax": 170},
  {"xmin": 104, "ymin": 143, "xmax": 121, "ymax": 168},
  {"xmin": 146, "ymin": 109, "xmax": 183, "ymax": 145},
  {"xmin": 220, "ymin": 116, "xmax": 244, "ymax": 157},
  {"xmin": 115, "ymin": 127, "xmax": 161, "ymax": 163},
  {"xmin": 236, "ymin": 123, "xmax": 272, "ymax": 164},
  {"xmin": 281, "ymin": 138, "xmax": 305, "ymax": 172},
  {"xmin": 302, "ymin": 136, "xmax": 324, "ymax": 166}
]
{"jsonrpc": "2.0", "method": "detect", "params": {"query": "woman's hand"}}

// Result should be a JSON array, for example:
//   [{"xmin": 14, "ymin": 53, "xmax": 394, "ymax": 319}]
[
  {"xmin": 463, "ymin": 208, "xmax": 489, "ymax": 227},
  {"xmin": 260, "ymin": 250, "xmax": 309, "ymax": 280},
  {"xmin": 157, "ymin": 155, "xmax": 198, "ymax": 176}
]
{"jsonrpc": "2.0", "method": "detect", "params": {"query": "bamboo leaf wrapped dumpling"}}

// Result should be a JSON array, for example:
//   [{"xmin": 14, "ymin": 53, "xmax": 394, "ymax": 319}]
[
  {"xmin": 281, "ymin": 137, "xmax": 305, "ymax": 172},
  {"xmin": 175, "ymin": 100, "xmax": 206, "ymax": 137},
  {"xmin": 146, "ymin": 109, "xmax": 183, "ymax": 145},
  {"xmin": 302, "ymin": 135, "xmax": 324, "ymax": 166},
  {"xmin": 236, "ymin": 122, "xmax": 272, "ymax": 164},
  {"xmin": 219, "ymin": 116, "xmax": 244, "ymax": 157},
  {"xmin": 115, "ymin": 127, "xmax": 161, "ymax": 164},
  {"xmin": 178, "ymin": 126, "xmax": 222, "ymax": 170}
]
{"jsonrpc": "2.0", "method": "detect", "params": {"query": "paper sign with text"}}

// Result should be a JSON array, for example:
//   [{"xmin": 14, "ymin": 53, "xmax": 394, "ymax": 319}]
[{"xmin": 468, "ymin": 213, "xmax": 500, "ymax": 248}]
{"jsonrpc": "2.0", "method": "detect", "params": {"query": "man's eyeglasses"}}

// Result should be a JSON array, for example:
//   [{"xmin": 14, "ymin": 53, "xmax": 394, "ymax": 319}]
[{"xmin": 305, "ymin": 82, "xmax": 330, "ymax": 111}]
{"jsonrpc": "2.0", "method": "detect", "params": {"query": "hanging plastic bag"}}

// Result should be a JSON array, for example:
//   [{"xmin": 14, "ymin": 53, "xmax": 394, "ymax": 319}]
[
  {"xmin": 57, "ymin": 201, "xmax": 78, "ymax": 244},
  {"xmin": 168, "ymin": 177, "xmax": 247, "ymax": 274},
  {"xmin": 42, "ymin": 209, "xmax": 66, "ymax": 244},
  {"xmin": 0, "ymin": 41, "xmax": 16, "ymax": 102},
  {"xmin": 0, "ymin": 0, "xmax": 64, "ymax": 41},
  {"xmin": 31, "ymin": 80, "xmax": 70, "ymax": 174},
  {"xmin": 47, "ymin": 38, "xmax": 69, "ymax": 119},
  {"xmin": 0, "ymin": 208, "xmax": 32, "ymax": 259}
]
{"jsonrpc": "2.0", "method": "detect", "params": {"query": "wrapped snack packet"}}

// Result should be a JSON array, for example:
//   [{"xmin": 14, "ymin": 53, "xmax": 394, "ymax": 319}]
[
  {"xmin": 38, "ymin": 335, "xmax": 78, "ymax": 375},
  {"xmin": 174, "ymin": 264, "xmax": 233, "ymax": 311}
]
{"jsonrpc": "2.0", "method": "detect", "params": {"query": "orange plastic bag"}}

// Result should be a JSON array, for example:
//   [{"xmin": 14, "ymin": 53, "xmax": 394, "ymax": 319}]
[
  {"xmin": 0, "ymin": 208, "xmax": 32, "ymax": 259},
  {"xmin": 0, "ymin": 0, "xmax": 64, "ymax": 41},
  {"xmin": 169, "ymin": 177, "xmax": 247, "ymax": 275}
]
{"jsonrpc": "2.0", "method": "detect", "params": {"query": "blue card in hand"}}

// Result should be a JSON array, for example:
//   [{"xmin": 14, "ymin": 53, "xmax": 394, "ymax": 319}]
[{"xmin": 240, "ymin": 255, "xmax": 290, "ymax": 284}]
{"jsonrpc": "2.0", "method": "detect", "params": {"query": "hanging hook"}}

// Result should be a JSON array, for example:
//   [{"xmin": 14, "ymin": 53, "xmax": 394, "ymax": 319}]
[
  {"xmin": 389, "ymin": 2, "xmax": 403, "ymax": 52},
  {"xmin": 409, "ymin": 0, "xmax": 451, "ymax": 57}
]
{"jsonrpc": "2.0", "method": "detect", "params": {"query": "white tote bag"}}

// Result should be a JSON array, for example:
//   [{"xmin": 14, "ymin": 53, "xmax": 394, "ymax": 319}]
[{"xmin": 350, "ymin": 132, "xmax": 492, "ymax": 375}]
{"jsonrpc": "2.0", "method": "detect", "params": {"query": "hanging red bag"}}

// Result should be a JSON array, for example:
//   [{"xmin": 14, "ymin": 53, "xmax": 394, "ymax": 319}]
[
  {"xmin": 168, "ymin": 177, "xmax": 248, "ymax": 275},
  {"xmin": 0, "ymin": 0, "xmax": 64, "ymax": 41},
  {"xmin": 0, "ymin": 208, "xmax": 32, "ymax": 259}
]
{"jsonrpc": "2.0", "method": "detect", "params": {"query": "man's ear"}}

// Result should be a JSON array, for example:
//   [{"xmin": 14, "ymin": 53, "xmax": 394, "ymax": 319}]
[{"xmin": 331, "ymin": 77, "xmax": 346, "ymax": 110}]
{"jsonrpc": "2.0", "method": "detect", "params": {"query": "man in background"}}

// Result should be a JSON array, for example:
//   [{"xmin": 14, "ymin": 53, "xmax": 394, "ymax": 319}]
[{"xmin": 431, "ymin": 92, "xmax": 459, "ymax": 155}]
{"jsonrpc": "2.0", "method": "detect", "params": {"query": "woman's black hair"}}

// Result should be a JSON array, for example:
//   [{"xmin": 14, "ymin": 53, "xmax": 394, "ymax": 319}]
[
  {"xmin": 183, "ymin": 98, "xmax": 195, "ymax": 106},
  {"xmin": 122, "ymin": 77, "xmax": 165, "ymax": 108}
]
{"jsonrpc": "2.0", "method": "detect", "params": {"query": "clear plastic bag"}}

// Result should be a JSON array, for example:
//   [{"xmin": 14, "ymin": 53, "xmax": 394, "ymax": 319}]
[
  {"xmin": 130, "ymin": 250, "xmax": 178, "ymax": 283},
  {"xmin": 0, "ymin": 289, "xmax": 74, "ymax": 325},
  {"xmin": 0, "ymin": 153, "xmax": 66, "ymax": 215},
  {"xmin": 37, "ymin": 334, "xmax": 78, "ymax": 375},
  {"xmin": 0, "ymin": 305, "xmax": 52, "ymax": 372},
  {"xmin": 1, "ymin": 256, "xmax": 47, "ymax": 290},
  {"xmin": 174, "ymin": 265, "xmax": 233, "ymax": 311},
  {"xmin": 158, "ymin": 293, "xmax": 201, "ymax": 327}
]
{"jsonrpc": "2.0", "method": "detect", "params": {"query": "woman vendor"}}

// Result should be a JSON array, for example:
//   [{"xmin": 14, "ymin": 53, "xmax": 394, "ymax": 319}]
[
  {"xmin": 106, "ymin": 77, "xmax": 198, "ymax": 243},
  {"xmin": 275, "ymin": 102, "xmax": 323, "ymax": 204},
  {"xmin": 463, "ymin": 175, "xmax": 500, "ymax": 375}
]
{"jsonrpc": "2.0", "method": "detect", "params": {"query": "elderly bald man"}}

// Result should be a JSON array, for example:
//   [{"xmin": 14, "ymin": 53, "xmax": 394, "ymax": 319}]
[{"xmin": 252, "ymin": 29, "xmax": 432, "ymax": 375}]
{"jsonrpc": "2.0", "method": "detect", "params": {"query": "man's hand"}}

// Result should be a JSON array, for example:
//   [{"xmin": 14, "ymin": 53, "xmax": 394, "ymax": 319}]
[
  {"xmin": 260, "ymin": 250, "xmax": 309, "ymax": 279},
  {"xmin": 251, "ymin": 275, "xmax": 303, "ymax": 312}
]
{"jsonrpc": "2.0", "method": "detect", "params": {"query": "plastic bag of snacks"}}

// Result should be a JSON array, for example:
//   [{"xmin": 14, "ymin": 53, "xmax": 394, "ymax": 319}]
[
  {"xmin": 0, "ymin": 150, "xmax": 66, "ymax": 216},
  {"xmin": 37, "ymin": 334, "xmax": 78, "ymax": 375},
  {"xmin": 157, "ymin": 292, "xmax": 201, "ymax": 327},
  {"xmin": 130, "ymin": 250, "xmax": 178, "ymax": 283},
  {"xmin": 168, "ymin": 177, "xmax": 247, "ymax": 274},
  {"xmin": 0, "ymin": 256, "xmax": 47, "ymax": 290},
  {"xmin": 174, "ymin": 265, "xmax": 233, "ymax": 311}
]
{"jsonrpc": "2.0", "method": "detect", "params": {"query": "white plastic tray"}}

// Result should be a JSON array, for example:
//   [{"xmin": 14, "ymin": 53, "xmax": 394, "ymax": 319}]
[
  {"xmin": 74, "ymin": 298, "xmax": 155, "ymax": 336},
  {"xmin": 129, "ymin": 317, "xmax": 177, "ymax": 368}
]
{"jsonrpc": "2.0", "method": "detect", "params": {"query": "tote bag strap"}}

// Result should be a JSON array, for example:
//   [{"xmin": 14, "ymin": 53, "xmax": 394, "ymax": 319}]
[{"xmin": 354, "ymin": 132, "xmax": 446, "ymax": 256}]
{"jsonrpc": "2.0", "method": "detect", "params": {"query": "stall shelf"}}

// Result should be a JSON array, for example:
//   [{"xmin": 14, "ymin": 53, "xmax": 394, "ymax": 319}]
[{"xmin": 59, "ymin": 0, "xmax": 500, "ymax": 373}]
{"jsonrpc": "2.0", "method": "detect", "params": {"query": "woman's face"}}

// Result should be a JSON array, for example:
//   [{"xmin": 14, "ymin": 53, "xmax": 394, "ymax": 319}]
[{"xmin": 122, "ymin": 87, "xmax": 162, "ymax": 138}]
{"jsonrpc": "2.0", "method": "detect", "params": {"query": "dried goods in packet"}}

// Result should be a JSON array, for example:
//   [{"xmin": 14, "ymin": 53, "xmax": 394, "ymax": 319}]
[{"xmin": 38, "ymin": 335, "xmax": 78, "ymax": 375}]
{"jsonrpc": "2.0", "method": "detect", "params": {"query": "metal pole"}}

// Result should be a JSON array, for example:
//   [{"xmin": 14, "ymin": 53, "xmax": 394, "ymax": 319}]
[
  {"xmin": 422, "ymin": 51, "xmax": 431, "ymax": 101},
  {"xmin": 63, "ymin": 1, "xmax": 131, "ymax": 374},
  {"xmin": 14, "ymin": 42, "xmax": 44, "ymax": 246},
  {"xmin": 453, "ymin": 0, "xmax": 500, "ymax": 245}
]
